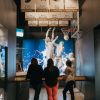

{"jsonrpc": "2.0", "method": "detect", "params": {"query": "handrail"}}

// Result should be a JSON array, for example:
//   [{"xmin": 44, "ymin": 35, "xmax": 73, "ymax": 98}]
[
  {"xmin": 58, "ymin": 75, "xmax": 88, "ymax": 81},
  {"xmin": 15, "ymin": 75, "xmax": 94, "ymax": 82}
]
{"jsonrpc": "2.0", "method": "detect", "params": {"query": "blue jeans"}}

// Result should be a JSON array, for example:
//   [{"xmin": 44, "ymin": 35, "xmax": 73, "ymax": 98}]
[{"xmin": 63, "ymin": 80, "xmax": 75, "ymax": 100}]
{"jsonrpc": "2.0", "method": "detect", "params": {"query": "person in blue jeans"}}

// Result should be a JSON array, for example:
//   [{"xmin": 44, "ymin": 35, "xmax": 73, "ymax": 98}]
[
  {"xmin": 26, "ymin": 58, "xmax": 44, "ymax": 100},
  {"xmin": 63, "ymin": 59, "xmax": 75, "ymax": 100}
]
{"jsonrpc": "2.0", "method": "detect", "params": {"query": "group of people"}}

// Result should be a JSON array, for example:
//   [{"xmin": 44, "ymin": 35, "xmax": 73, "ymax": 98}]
[{"xmin": 26, "ymin": 57, "xmax": 75, "ymax": 100}]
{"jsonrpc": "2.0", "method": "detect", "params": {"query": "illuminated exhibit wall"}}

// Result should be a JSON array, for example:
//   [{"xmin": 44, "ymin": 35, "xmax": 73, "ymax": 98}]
[
  {"xmin": 22, "ymin": 37, "xmax": 74, "ymax": 75},
  {"xmin": 0, "ymin": 46, "xmax": 6, "ymax": 78}
]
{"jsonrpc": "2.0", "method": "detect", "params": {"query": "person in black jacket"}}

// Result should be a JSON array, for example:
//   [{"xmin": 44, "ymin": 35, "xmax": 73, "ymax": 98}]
[
  {"xmin": 44, "ymin": 58, "xmax": 60, "ymax": 100},
  {"xmin": 26, "ymin": 58, "xmax": 44, "ymax": 100}
]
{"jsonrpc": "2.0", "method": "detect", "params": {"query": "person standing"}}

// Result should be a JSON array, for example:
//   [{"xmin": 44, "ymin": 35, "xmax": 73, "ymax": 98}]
[
  {"xmin": 26, "ymin": 58, "xmax": 44, "ymax": 100},
  {"xmin": 63, "ymin": 59, "xmax": 75, "ymax": 100},
  {"xmin": 44, "ymin": 58, "xmax": 60, "ymax": 100}
]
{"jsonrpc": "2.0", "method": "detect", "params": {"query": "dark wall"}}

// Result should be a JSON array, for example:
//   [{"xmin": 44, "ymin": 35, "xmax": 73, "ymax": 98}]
[
  {"xmin": 80, "ymin": 0, "xmax": 100, "ymax": 31},
  {"xmin": 94, "ymin": 28, "xmax": 100, "ymax": 100},
  {"xmin": 0, "ymin": 0, "xmax": 16, "ymax": 100},
  {"xmin": 75, "ymin": 31, "xmax": 95, "ymax": 100},
  {"xmin": 0, "ymin": 0, "xmax": 16, "ymax": 79},
  {"xmin": 75, "ymin": 0, "xmax": 100, "ymax": 100}
]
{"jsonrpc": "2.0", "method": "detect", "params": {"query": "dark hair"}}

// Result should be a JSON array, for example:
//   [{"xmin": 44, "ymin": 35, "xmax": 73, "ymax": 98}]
[
  {"xmin": 47, "ymin": 58, "xmax": 54, "ymax": 70},
  {"xmin": 66, "ymin": 59, "xmax": 72, "ymax": 67},
  {"xmin": 31, "ymin": 58, "xmax": 38, "ymax": 65}
]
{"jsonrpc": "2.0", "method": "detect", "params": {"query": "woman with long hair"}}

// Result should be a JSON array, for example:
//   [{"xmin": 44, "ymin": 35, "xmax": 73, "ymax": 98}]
[{"xmin": 44, "ymin": 58, "xmax": 59, "ymax": 100}]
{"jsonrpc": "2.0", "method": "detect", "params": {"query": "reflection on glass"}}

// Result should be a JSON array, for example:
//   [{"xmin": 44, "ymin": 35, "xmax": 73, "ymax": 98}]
[
  {"xmin": 0, "ymin": 46, "xmax": 5, "ymax": 78},
  {"xmin": 0, "ymin": 88, "xmax": 4, "ymax": 99}
]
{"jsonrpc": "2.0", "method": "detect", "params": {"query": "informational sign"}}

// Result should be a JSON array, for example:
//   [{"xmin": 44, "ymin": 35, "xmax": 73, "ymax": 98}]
[{"xmin": 16, "ymin": 28, "xmax": 24, "ymax": 37}]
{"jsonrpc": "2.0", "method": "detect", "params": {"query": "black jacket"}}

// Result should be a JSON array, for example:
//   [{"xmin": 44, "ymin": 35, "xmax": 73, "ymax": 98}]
[
  {"xmin": 44, "ymin": 66, "xmax": 59, "ymax": 87},
  {"xmin": 26, "ymin": 64, "xmax": 44, "ymax": 86}
]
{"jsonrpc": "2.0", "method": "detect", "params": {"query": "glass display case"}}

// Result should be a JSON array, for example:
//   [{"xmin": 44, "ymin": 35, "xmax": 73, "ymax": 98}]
[
  {"xmin": 0, "ymin": 46, "xmax": 7, "ymax": 80},
  {"xmin": 0, "ymin": 45, "xmax": 8, "ymax": 100},
  {"xmin": 0, "ymin": 24, "xmax": 8, "ymax": 100}
]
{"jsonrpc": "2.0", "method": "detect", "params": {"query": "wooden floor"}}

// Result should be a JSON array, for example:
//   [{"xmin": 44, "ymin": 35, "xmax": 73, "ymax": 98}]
[{"xmin": 29, "ymin": 88, "xmax": 84, "ymax": 100}]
